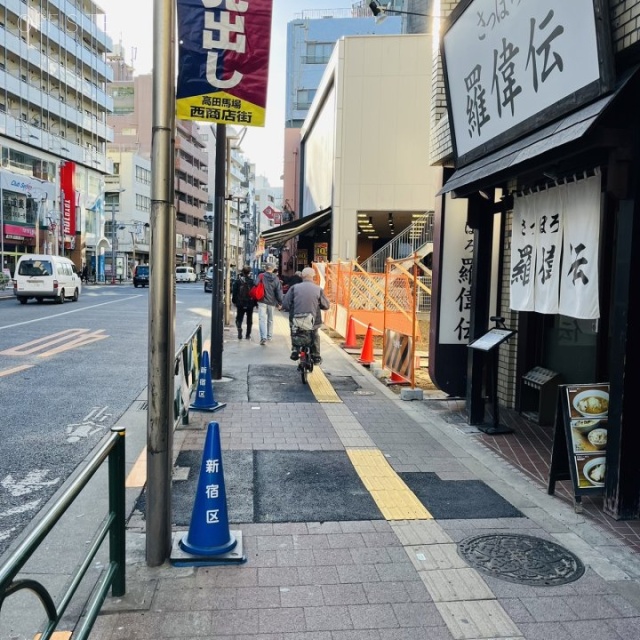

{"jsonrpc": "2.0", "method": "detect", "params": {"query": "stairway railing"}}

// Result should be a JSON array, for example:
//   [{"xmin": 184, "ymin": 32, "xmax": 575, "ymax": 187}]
[{"xmin": 360, "ymin": 211, "xmax": 434, "ymax": 273}]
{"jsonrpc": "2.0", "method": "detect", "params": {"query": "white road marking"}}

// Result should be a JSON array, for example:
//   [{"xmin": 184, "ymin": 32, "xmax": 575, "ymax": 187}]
[
  {"xmin": 0, "ymin": 296, "xmax": 143, "ymax": 331},
  {"xmin": 1, "ymin": 470, "xmax": 60, "ymax": 497}
]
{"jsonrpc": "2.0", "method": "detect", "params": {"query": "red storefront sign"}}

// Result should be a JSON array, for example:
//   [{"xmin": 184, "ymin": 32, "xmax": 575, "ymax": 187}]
[
  {"xmin": 60, "ymin": 161, "xmax": 76, "ymax": 236},
  {"xmin": 4, "ymin": 224, "xmax": 35, "ymax": 238}
]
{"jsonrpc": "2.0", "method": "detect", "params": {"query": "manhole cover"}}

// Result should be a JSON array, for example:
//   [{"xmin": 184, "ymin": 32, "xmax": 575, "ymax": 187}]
[
  {"xmin": 353, "ymin": 390, "xmax": 375, "ymax": 396},
  {"xmin": 458, "ymin": 534, "xmax": 585, "ymax": 586}
]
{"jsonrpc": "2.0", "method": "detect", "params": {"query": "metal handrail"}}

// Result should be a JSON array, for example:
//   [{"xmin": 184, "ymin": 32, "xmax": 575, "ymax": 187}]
[
  {"xmin": 361, "ymin": 212, "xmax": 434, "ymax": 273},
  {"xmin": 0, "ymin": 427, "xmax": 126, "ymax": 640}
]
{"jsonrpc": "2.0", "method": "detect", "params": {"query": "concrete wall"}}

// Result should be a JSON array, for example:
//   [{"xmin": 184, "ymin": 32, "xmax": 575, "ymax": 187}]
[{"xmin": 302, "ymin": 33, "xmax": 438, "ymax": 262}]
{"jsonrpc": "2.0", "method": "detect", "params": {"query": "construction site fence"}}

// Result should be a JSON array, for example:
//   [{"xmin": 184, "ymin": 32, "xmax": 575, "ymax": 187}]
[{"xmin": 320, "ymin": 257, "xmax": 431, "ymax": 387}]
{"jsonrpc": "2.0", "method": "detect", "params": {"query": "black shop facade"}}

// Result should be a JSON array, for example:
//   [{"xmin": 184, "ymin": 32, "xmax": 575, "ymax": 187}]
[{"xmin": 429, "ymin": 0, "xmax": 640, "ymax": 520}]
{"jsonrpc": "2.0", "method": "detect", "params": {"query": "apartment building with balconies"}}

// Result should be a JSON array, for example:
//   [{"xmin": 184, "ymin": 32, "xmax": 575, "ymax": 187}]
[{"xmin": 0, "ymin": 0, "xmax": 113, "ymax": 275}]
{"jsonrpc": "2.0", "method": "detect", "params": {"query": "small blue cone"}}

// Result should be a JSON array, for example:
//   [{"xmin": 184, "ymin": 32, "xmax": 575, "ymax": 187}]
[
  {"xmin": 190, "ymin": 350, "xmax": 226, "ymax": 412},
  {"xmin": 179, "ymin": 422, "xmax": 238, "ymax": 557}
]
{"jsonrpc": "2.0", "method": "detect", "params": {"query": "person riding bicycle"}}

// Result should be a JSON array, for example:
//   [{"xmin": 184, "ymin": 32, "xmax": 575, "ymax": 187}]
[{"xmin": 282, "ymin": 267, "xmax": 330, "ymax": 364}]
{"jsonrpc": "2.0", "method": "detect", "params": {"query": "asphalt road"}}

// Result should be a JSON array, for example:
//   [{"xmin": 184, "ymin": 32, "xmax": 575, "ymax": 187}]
[{"xmin": 0, "ymin": 281, "xmax": 213, "ymax": 556}]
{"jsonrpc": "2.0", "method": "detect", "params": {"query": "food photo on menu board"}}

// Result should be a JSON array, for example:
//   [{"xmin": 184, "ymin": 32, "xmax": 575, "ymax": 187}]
[{"xmin": 565, "ymin": 384, "xmax": 609, "ymax": 490}]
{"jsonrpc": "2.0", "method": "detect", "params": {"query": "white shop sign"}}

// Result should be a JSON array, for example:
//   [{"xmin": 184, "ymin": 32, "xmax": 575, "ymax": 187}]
[{"xmin": 443, "ymin": 0, "xmax": 612, "ymax": 165}]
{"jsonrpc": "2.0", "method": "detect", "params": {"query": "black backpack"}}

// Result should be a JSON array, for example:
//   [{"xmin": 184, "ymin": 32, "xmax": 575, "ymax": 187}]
[{"xmin": 236, "ymin": 275, "xmax": 254, "ymax": 307}]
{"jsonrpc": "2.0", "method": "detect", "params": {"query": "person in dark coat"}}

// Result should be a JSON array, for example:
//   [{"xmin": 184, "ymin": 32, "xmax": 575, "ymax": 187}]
[{"xmin": 232, "ymin": 265, "xmax": 255, "ymax": 340}]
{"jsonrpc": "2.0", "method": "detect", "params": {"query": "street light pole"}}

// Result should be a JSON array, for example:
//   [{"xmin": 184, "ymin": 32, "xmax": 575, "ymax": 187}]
[{"xmin": 111, "ymin": 199, "xmax": 117, "ymax": 285}]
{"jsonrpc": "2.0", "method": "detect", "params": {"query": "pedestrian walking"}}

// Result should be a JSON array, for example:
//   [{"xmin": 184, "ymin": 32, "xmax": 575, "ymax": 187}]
[
  {"xmin": 232, "ymin": 265, "xmax": 255, "ymax": 340},
  {"xmin": 257, "ymin": 263, "xmax": 283, "ymax": 345}
]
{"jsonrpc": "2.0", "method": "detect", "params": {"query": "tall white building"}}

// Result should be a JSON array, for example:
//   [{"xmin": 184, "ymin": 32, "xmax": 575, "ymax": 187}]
[{"xmin": 0, "ymin": 0, "xmax": 113, "ymax": 275}]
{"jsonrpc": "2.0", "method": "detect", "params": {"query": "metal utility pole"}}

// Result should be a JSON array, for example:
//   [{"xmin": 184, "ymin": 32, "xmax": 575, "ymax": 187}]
[
  {"xmin": 211, "ymin": 124, "xmax": 226, "ymax": 380},
  {"xmin": 110, "ymin": 200, "xmax": 117, "ymax": 284},
  {"xmin": 147, "ymin": 0, "xmax": 176, "ymax": 567}
]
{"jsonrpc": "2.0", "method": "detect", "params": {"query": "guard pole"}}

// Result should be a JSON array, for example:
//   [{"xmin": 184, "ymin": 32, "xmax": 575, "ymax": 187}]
[
  {"xmin": 147, "ymin": 0, "xmax": 176, "ymax": 566},
  {"xmin": 211, "ymin": 124, "xmax": 226, "ymax": 380}
]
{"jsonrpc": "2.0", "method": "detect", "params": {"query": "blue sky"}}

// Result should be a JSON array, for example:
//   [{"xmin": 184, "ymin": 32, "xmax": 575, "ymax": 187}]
[{"xmin": 103, "ymin": 1, "xmax": 355, "ymax": 185}]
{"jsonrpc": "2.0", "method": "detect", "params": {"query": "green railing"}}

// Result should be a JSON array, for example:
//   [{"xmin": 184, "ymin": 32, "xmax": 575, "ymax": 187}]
[{"xmin": 0, "ymin": 426, "xmax": 126, "ymax": 640}]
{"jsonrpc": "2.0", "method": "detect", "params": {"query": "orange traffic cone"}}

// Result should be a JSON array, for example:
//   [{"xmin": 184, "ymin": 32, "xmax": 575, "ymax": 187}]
[
  {"xmin": 343, "ymin": 316, "xmax": 357, "ymax": 349},
  {"xmin": 358, "ymin": 324, "xmax": 375, "ymax": 365},
  {"xmin": 386, "ymin": 371, "xmax": 409, "ymax": 386}
]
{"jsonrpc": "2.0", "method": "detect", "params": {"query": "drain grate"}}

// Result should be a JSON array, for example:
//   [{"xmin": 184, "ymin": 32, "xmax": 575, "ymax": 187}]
[{"xmin": 458, "ymin": 533, "xmax": 585, "ymax": 586}]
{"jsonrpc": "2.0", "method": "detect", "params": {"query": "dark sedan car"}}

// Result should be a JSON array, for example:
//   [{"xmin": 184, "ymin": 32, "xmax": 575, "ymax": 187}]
[{"xmin": 133, "ymin": 264, "xmax": 149, "ymax": 288}]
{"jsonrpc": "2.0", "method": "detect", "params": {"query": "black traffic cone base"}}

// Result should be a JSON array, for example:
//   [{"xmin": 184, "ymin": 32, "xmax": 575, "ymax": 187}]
[{"xmin": 170, "ymin": 530, "xmax": 246, "ymax": 567}]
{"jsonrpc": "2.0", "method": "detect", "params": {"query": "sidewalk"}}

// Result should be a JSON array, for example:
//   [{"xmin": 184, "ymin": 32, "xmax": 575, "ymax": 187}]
[{"xmin": 87, "ymin": 314, "xmax": 640, "ymax": 637}]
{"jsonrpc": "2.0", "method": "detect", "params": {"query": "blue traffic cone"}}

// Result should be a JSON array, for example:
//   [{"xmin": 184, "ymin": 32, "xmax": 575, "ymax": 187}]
[
  {"xmin": 179, "ymin": 422, "xmax": 238, "ymax": 557},
  {"xmin": 190, "ymin": 350, "xmax": 226, "ymax": 412}
]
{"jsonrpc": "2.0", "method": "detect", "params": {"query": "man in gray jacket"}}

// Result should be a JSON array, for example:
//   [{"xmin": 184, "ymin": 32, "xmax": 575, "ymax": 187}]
[
  {"xmin": 282, "ymin": 267, "xmax": 330, "ymax": 364},
  {"xmin": 257, "ymin": 263, "xmax": 283, "ymax": 345}
]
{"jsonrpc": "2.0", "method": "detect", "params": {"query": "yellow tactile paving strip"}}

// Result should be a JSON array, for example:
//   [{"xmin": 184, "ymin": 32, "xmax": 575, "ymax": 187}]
[
  {"xmin": 126, "ymin": 446, "xmax": 147, "ymax": 488},
  {"xmin": 35, "ymin": 633, "xmax": 71, "ymax": 640},
  {"xmin": 347, "ymin": 449, "xmax": 433, "ymax": 520},
  {"xmin": 307, "ymin": 366, "xmax": 342, "ymax": 403}
]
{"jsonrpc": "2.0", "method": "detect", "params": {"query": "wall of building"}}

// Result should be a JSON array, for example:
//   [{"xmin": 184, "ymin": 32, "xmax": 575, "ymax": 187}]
[{"xmin": 318, "ymin": 33, "xmax": 438, "ymax": 261}]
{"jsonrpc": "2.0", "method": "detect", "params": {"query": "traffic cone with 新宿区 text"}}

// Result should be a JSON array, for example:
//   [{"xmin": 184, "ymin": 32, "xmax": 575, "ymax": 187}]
[
  {"xmin": 358, "ymin": 324, "xmax": 375, "ymax": 365},
  {"xmin": 190, "ymin": 350, "xmax": 226, "ymax": 412},
  {"xmin": 342, "ymin": 315, "xmax": 357, "ymax": 349},
  {"xmin": 171, "ymin": 421, "xmax": 246, "ymax": 566}
]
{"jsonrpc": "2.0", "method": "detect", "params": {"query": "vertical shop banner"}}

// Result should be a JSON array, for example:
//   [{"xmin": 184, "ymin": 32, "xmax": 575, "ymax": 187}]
[
  {"xmin": 510, "ymin": 194, "xmax": 536, "ymax": 311},
  {"xmin": 534, "ymin": 186, "xmax": 564, "ymax": 315},
  {"xmin": 59, "ymin": 161, "xmax": 76, "ymax": 237},
  {"xmin": 559, "ymin": 175, "xmax": 601, "ymax": 320},
  {"xmin": 439, "ymin": 195, "xmax": 474, "ymax": 344},
  {"xmin": 176, "ymin": 0, "xmax": 273, "ymax": 127}
]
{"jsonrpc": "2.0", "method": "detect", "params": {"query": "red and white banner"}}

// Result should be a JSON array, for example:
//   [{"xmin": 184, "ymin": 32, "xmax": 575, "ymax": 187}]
[{"xmin": 59, "ymin": 161, "xmax": 76, "ymax": 237}]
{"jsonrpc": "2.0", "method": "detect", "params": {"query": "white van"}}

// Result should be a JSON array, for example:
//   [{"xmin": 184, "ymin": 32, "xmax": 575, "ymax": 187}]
[
  {"xmin": 13, "ymin": 254, "xmax": 82, "ymax": 304},
  {"xmin": 175, "ymin": 266, "xmax": 197, "ymax": 283}
]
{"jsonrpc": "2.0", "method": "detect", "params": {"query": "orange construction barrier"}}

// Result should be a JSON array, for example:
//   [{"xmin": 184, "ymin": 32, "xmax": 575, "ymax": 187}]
[
  {"xmin": 386, "ymin": 371, "xmax": 409, "ymax": 386},
  {"xmin": 358, "ymin": 324, "xmax": 375, "ymax": 365},
  {"xmin": 343, "ymin": 315, "xmax": 357, "ymax": 349}
]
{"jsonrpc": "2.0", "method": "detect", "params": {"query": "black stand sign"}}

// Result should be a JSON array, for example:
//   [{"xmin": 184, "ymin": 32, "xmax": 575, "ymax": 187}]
[
  {"xmin": 548, "ymin": 383, "xmax": 610, "ymax": 512},
  {"xmin": 468, "ymin": 325, "xmax": 517, "ymax": 435}
]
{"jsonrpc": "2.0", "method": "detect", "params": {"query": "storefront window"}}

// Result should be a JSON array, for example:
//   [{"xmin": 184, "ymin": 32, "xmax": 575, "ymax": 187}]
[{"xmin": 543, "ymin": 315, "xmax": 598, "ymax": 384}]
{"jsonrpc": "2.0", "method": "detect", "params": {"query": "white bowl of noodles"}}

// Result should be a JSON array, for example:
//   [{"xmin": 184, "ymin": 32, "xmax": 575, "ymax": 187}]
[
  {"xmin": 573, "ymin": 389, "xmax": 609, "ymax": 418},
  {"xmin": 583, "ymin": 457, "xmax": 606, "ymax": 486}
]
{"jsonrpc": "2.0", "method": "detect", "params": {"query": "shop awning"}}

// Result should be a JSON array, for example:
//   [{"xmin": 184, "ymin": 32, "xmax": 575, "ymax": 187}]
[
  {"xmin": 260, "ymin": 206, "xmax": 331, "ymax": 246},
  {"xmin": 439, "ymin": 68, "xmax": 639, "ymax": 198}
]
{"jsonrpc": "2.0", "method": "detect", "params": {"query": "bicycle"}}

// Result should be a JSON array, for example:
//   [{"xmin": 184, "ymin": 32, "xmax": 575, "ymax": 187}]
[{"xmin": 292, "ymin": 328, "xmax": 314, "ymax": 384}]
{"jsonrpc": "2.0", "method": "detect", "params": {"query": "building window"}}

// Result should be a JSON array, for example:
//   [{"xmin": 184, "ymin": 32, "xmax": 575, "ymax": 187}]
[
  {"xmin": 295, "ymin": 89, "xmax": 316, "ymax": 111},
  {"xmin": 135, "ymin": 165, "xmax": 151, "ymax": 185},
  {"xmin": 304, "ymin": 42, "xmax": 333, "ymax": 64}
]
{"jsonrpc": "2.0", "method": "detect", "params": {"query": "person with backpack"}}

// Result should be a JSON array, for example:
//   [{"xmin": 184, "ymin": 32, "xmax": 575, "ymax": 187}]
[
  {"xmin": 254, "ymin": 263, "xmax": 283, "ymax": 345},
  {"xmin": 232, "ymin": 265, "xmax": 256, "ymax": 340}
]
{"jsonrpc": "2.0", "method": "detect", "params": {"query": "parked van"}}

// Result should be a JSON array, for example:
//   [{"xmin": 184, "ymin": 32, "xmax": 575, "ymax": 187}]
[
  {"xmin": 175, "ymin": 266, "xmax": 197, "ymax": 283},
  {"xmin": 13, "ymin": 254, "xmax": 82, "ymax": 304}
]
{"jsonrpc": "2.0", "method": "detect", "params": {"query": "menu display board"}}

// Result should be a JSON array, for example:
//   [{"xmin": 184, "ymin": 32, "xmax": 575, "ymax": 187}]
[
  {"xmin": 548, "ymin": 383, "xmax": 610, "ymax": 509},
  {"xmin": 468, "ymin": 329, "xmax": 515, "ymax": 352}
]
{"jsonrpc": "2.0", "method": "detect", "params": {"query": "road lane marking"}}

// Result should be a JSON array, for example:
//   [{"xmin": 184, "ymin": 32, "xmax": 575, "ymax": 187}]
[
  {"xmin": 0, "ymin": 295, "xmax": 143, "ymax": 331},
  {"xmin": 0, "ymin": 364, "xmax": 34, "ymax": 377},
  {"xmin": 0, "ymin": 329, "xmax": 109, "ymax": 358},
  {"xmin": 347, "ymin": 448, "xmax": 432, "ymax": 520}
]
